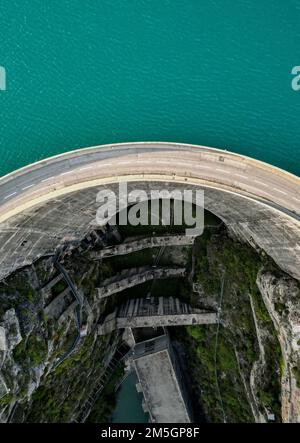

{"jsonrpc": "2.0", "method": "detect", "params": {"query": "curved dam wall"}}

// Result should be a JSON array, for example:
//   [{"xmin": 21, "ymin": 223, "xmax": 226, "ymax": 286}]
[{"xmin": 0, "ymin": 142, "xmax": 299, "ymax": 281}]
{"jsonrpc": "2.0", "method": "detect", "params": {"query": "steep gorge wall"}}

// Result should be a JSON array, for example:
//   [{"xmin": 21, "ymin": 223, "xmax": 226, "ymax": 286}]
[
  {"xmin": 0, "ymin": 212, "xmax": 299, "ymax": 422},
  {"xmin": 0, "ymin": 250, "xmax": 119, "ymax": 422},
  {"xmin": 179, "ymin": 229, "xmax": 299, "ymax": 422},
  {"xmin": 256, "ymin": 270, "xmax": 300, "ymax": 423}
]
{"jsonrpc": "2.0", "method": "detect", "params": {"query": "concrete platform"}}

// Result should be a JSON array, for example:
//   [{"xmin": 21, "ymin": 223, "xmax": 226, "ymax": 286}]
[{"xmin": 131, "ymin": 335, "xmax": 191, "ymax": 423}]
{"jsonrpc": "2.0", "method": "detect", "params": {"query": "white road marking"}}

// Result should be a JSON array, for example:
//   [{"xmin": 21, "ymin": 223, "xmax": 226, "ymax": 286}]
[
  {"xmin": 79, "ymin": 163, "xmax": 112, "ymax": 171},
  {"xmin": 41, "ymin": 177, "xmax": 54, "ymax": 182},
  {"xmin": 79, "ymin": 166, "xmax": 93, "ymax": 171},
  {"xmin": 216, "ymin": 168, "xmax": 230, "ymax": 174},
  {"xmin": 254, "ymin": 179, "xmax": 269, "ymax": 187},
  {"xmin": 234, "ymin": 173, "xmax": 247, "ymax": 179},
  {"xmin": 291, "ymin": 196, "xmax": 300, "ymax": 203},
  {"xmin": 274, "ymin": 188, "xmax": 287, "ymax": 195},
  {"xmin": 22, "ymin": 183, "xmax": 35, "ymax": 190},
  {"xmin": 4, "ymin": 192, "xmax": 17, "ymax": 200},
  {"xmin": 60, "ymin": 171, "xmax": 73, "ymax": 176}
]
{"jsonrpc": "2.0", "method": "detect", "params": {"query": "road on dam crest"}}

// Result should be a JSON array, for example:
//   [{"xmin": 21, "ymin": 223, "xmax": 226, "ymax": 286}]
[{"xmin": 0, "ymin": 142, "xmax": 299, "ymax": 224}]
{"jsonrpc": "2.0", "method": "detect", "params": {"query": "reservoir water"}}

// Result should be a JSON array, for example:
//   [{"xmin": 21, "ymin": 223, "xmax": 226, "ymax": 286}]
[
  {"xmin": 1, "ymin": 0, "xmax": 299, "ymax": 422},
  {"xmin": 111, "ymin": 372, "xmax": 148, "ymax": 423},
  {"xmin": 0, "ymin": 0, "xmax": 300, "ymax": 177}
]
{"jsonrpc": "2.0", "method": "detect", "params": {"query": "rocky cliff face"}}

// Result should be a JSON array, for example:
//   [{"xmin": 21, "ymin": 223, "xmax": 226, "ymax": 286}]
[
  {"xmin": 0, "ymin": 223, "xmax": 299, "ymax": 423},
  {"xmin": 0, "ymin": 245, "xmax": 119, "ymax": 423},
  {"xmin": 256, "ymin": 269, "xmax": 300, "ymax": 423},
  {"xmin": 0, "ymin": 226, "xmax": 191, "ymax": 423},
  {"xmin": 179, "ymin": 229, "xmax": 299, "ymax": 422}
]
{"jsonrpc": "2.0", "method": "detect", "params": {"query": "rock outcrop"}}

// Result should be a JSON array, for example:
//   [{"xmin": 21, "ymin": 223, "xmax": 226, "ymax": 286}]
[
  {"xmin": 0, "ymin": 249, "xmax": 118, "ymax": 423},
  {"xmin": 256, "ymin": 269, "xmax": 300, "ymax": 423}
]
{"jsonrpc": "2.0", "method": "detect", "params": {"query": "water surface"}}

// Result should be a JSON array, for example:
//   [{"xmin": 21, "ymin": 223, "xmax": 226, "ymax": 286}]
[
  {"xmin": 0, "ymin": 1, "xmax": 300, "ymax": 176},
  {"xmin": 111, "ymin": 372, "xmax": 148, "ymax": 423}
]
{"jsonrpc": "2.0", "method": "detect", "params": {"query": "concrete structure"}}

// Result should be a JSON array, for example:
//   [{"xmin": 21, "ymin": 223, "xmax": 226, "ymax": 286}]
[
  {"xmin": 92, "ymin": 234, "xmax": 195, "ymax": 259},
  {"xmin": 97, "ymin": 266, "xmax": 186, "ymax": 299},
  {"xmin": 40, "ymin": 274, "xmax": 64, "ymax": 296},
  {"xmin": 130, "ymin": 334, "xmax": 191, "ymax": 423},
  {"xmin": 44, "ymin": 287, "xmax": 71, "ymax": 319},
  {"xmin": 98, "ymin": 296, "xmax": 217, "ymax": 335},
  {"xmin": 57, "ymin": 300, "xmax": 78, "ymax": 326},
  {"xmin": 0, "ymin": 142, "xmax": 299, "ymax": 281},
  {"xmin": 0, "ymin": 326, "xmax": 6, "ymax": 351}
]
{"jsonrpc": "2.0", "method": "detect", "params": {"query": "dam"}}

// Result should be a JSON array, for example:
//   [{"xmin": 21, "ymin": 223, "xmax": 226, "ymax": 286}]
[
  {"xmin": 0, "ymin": 142, "xmax": 299, "ymax": 282},
  {"xmin": 0, "ymin": 142, "xmax": 299, "ymax": 423}
]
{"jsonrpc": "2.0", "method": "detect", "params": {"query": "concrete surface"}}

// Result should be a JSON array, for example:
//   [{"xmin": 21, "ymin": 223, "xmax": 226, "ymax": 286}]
[
  {"xmin": 0, "ymin": 142, "xmax": 299, "ymax": 281},
  {"xmin": 98, "ymin": 296, "xmax": 217, "ymax": 335},
  {"xmin": 132, "ymin": 336, "xmax": 191, "ymax": 423},
  {"xmin": 92, "ymin": 234, "xmax": 195, "ymax": 259},
  {"xmin": 97, "ymin": 267, "xmax": 186, "ymax": 299}
]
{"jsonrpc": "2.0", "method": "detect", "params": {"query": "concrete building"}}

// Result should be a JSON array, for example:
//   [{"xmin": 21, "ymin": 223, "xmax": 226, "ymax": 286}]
[{"xmin": 130, "ymin": 334, "xmax": 191, "ymax": 423}]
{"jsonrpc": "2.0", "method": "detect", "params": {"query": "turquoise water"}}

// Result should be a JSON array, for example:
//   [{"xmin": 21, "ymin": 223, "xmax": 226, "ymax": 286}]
[
  {"xmin": 111, "ymin": 372, "xmax": 148, "ymax": 423},
  {"xmin": 0, "ymin": 0, "xmax": 300, "ymax": 176}
]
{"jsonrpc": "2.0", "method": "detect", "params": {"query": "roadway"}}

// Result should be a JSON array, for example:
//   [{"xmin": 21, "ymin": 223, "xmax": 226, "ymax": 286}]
[{"xmin": 0, "ymin": 142, "xmax": 299, "ymax": 224}]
